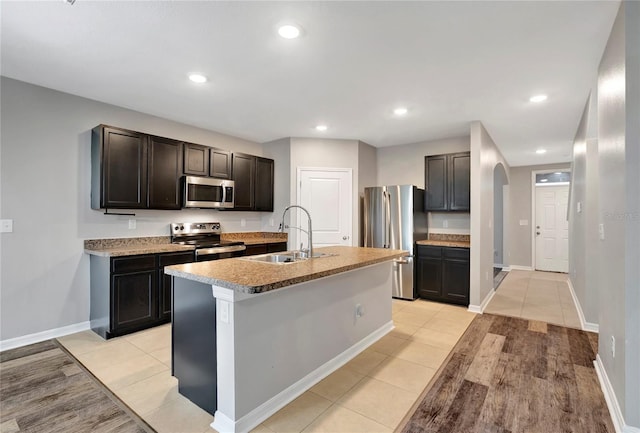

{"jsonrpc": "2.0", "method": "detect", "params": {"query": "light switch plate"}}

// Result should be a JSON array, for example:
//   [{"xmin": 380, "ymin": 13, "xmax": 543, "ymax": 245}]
[
  {"xmin": 0, "ymin": 219, "xmax": 13, "ymax": 233},
  {"xmin": 519, "ymin": 219, "xmax": 528, "ymax": 226},
  {"xmin": 577, "ymin": 202, "xmax": 582, "ymax": 213},
  {"xmin": 128, "ymin": 219, "xmax": 136, "ymax": 229},
  {"xmin": 599, "ymin": 223, "xmax": 605, "ymax": 240}
]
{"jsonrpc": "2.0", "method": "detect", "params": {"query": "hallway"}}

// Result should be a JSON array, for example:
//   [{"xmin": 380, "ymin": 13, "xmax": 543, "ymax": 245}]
[{"xmin": 485, "ymin": 270, "xmax": 581, "ymax": 328}]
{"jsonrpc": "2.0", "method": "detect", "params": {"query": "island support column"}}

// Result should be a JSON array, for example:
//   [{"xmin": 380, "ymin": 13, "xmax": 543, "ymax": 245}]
[{"xmin": 210, "ymin": 261, "xmax": 394, "ymax": 433}]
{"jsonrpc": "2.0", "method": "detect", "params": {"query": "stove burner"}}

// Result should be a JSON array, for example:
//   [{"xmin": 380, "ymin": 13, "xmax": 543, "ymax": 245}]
[{"xmin": 170, "ymin": 222, "xmax": 245, "ymax": 261}]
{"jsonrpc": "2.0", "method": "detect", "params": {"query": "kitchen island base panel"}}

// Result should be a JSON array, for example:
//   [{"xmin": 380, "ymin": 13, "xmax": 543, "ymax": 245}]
[
  {"xmin": 172, "ymin": 277, "xmax": 217, "ymax": 416},
  {"xmin": 210, "ymin": 261, "xmax": 393, "ymax": 433}
]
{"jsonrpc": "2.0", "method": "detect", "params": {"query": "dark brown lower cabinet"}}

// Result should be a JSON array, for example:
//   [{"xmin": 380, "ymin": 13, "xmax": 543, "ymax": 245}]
[
  {"xmin": 243, "ymin": 241, "xmax": 287, "ymax": 256},
  {"xmin": 90, "ymin": 251, "xmax": 194, "ymax": 339},
  {"xmin": 416, "ymin": 245, "xmax": 469, "ymax": 306}
]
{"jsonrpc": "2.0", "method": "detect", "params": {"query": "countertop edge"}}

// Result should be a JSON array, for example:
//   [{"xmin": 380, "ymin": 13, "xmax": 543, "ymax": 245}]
[{"xmin": 165, "ymin": 249, "xmax": 407, "ymax": 294}]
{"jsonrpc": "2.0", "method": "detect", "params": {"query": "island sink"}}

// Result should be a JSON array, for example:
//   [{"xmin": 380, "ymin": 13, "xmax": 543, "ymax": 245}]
[{"xmin": 241, "ymin": 251, "xmax": 335, "ymax": 264}]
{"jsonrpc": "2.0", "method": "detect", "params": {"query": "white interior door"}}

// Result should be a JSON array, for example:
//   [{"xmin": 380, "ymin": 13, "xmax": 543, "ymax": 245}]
[
  {"xmin": 535, "ymin": 185, "xmax": 569, "ymax": 272},
  {"xmin": 297, "ymin": 168, "xmax": 352, "ymax": 248}
]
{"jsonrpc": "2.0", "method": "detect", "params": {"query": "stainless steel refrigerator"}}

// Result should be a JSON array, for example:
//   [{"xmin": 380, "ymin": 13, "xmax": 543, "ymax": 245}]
[{"xmin": 363, "ymin": 185, "xmax": 428, "ymax": 299}]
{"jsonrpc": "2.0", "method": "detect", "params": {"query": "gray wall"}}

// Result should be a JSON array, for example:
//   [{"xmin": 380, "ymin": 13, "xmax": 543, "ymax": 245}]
[
  {"xmin": 493, "ymin": 164, "xmax": 509, "ymax": 266},
  {"xmin": 0, "ymin": 77, "xmax": 266, "ymax": 341},
  {"xmin": 376, "ymin": 136, "xmax": 471, "ymax": 234},
  {"xmin": 469, "ymin": 121, "xmax": 510, "ymax": 308},
  {"xmin": 357, "ymin": 141, "xmax": 377, "ymax": 245},
  {"xmin": 594, "ymin": 1, "xmax": 640, "ymax": 426},
  {"xmin": 507, "ymin": 162, "xmax": 571, "ymax": 268},
  {"xmin": 262, "ymin": 137, "xmax": 292, "ymax": 233}
]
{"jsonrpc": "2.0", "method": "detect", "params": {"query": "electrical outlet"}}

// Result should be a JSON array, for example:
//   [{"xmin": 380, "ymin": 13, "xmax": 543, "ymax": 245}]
[
  {"xmin": 577, "ymin": 201, "xmax": 582, "ymax": 213},
  {"xmin": 128, "ymin": 219, "xmax": 136, "ymax": 229},
  {"xmin": 611, "ymin": 336, "xmax": 615, "ymax": 358},
  {"xmin": 269, "ymin": 218, "xmax": 274, "ymax": 227},
  {"xmin": 443, "ymin": 220, "xmax": 449, "ymax": 228},
  {"xmin": 485, "ymin": 271, "xmax": 489, "ymax": 281},
  {"xmin": 0, "ymin": 219, "xmax": 13, "ymax": 233},
  {"xmin": 241, "ymin": 218, "xmax": 246, "ymax": 227},
  {"xmin": 355, "ymin": 304, "xmax": 364, "ymax": 319},
  {"xmin": 599, "ymin": 223, "xmax": 605, "ymax": 240}
]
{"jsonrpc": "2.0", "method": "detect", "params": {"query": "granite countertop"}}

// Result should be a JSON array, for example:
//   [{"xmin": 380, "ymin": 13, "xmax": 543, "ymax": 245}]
[
  {"xmin": 84, "ymin": 232, "xmax": 288, "ymax": 257},
  {"xmin": 416, "ymin": 240, "xmax": 471, "ymax": 248},
  {"xmin": 165, "ymin": 245, "xmax": 407, "ymax": 294}
]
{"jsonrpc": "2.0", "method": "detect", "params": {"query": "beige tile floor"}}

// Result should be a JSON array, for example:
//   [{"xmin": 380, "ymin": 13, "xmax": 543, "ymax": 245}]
[
  {"xmin": 484, "ymin": 269, "xmax": 582, "ymax": 328},
  {"xmin": 57, "ymin": 300, "xmax": 477, "ymax": 433}
]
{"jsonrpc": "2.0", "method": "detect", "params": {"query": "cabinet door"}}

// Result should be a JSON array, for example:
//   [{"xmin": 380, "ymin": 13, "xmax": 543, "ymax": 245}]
[
  {"xmin": 184, "ymin": 143, "xmax": 209, "ymax": 176},
  {"xmin": 158, "ymin": 252, "xmax": 195, "ymax": 321},
  {"xmin": 416, "ymin": 256, "xmax": 443, "ymax": 300},
  {"xmin": 232, "ymin": 153, "xmax": 255, "ymax": 210},
  {"xmin": 111, "ymin": 270, "xmax": 157, "ymax": 335},
  {"xmin": 98, "ymin": 126, "xmax": 148, "ymax": 209},
  {"xmin": 244, "ymin": 244, "xmax": 267, "ymax": 256},
  {"xmin": 448, "ymin": 152, "xmax": 471, "ymax": 211},
  {"xmin": 209, "ymin": 149, "xmax": 232, "ymax": 179},
  {"xmin": 442, "ymin": 258, "xmax": 470, "ymax": 305},
  {"xmin": 424, "ymin": 155, "xmax": 448, "ymax": 211},
  {"xmin": 266, "ymin": 242, "xmax": 287, "ymax": 253},
  {"xmin": 149, "ymin": 136, "xmax": 183, "ymax": 209},
  {"xmin": 255, "ymin": 157, "xmax": 274, "ymax": 211}
]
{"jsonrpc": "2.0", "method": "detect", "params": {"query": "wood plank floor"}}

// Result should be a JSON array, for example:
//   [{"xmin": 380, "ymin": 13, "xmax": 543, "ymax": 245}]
[
  {"xmin": 0, "ymin": 340, "xmax": 152, "ymax": 433},
  {"xmin": 397, "ymin": 313, "xmax": 615, "ymax": 433}
]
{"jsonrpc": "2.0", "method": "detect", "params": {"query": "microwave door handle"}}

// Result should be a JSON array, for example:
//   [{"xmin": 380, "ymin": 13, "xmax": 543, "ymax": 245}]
[{"xmin": 221, "ymin": 184, "xmax": 226, "ymax": 204}]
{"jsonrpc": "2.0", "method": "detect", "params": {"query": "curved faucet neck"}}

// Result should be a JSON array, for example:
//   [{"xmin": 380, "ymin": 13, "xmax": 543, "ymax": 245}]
[{"xmin": 281, "ymin": 205, "xmax": 313, "ymax": 257}]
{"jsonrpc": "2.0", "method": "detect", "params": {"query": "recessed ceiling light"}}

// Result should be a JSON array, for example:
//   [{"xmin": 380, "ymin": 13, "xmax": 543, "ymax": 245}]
[
  {"xmin": 393, "ymin": 107, "xmax": 408, "ymax": 116},
  {"xmin": 188, "ymin": 74, "xmax": 208, "ymax": 84},
  {"xmin": 278, "ymin": 24, "xmax": 301, "ymax": 39},
  {"xmin": 529, "ymin": 94, "xmax": 548, "ymax": 103},
  {"xmin": 315, "ymin": 125, "xmax": 328, "ymax": 132},
  {"xmin": 536, "ymin": 149, "xmax": 547, "ymax": 154}
]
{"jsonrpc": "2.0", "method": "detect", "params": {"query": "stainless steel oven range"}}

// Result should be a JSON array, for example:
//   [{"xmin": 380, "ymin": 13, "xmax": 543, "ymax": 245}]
[{"xmin": 170, "ymin": 222, "xmax": 245, "ymax": 261}]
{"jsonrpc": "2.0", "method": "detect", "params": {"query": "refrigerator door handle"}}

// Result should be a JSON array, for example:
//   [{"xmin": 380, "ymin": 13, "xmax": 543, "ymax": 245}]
[
  {"xmin": 384, "ymin": 190, "xmax": 392, "ymax": 249},
  {"xmin": 394, "ymin": 258, "xmax": 409, "ymax": 265}
]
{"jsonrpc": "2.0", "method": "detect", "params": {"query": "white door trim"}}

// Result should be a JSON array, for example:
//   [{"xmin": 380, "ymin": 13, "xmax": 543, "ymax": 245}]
[{"xmin": 530, "ymin": 168, "xmax": 571, "ymax": 270}]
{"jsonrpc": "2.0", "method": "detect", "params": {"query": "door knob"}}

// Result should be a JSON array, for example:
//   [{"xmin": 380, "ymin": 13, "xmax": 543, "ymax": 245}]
[{"xmin": 536, "ymin": 232, "xmax": 541, "ymax": 235}]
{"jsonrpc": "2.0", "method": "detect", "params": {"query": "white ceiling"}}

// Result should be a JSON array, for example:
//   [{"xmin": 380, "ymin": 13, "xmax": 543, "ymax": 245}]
[{"xmin": 1, "ymin": 1, "xmax": 619, "ymax": 166}]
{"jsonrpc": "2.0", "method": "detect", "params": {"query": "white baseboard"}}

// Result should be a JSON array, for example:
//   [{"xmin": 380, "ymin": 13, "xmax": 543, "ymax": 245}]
[
  {"xmin": 594, "ymin": 355, "xmax": 640, "ymax": 433},
  {"xmin": 493, "ymin": 263, "xmax": 506, "ymax": 269},
  {"xmin": 567, "ymin": 278, "xmax": 599, "ymax": 333},
  {"xmin": 509, "ymin": 265, "xmax": 534, "ymax": 271},
  {"xmin": 468, "ymin": 288, "xmax": 496, "ymax": 314},
  {"xmin": 211, "ymin": 321, "xmax": 394, "ymax": 433},
  {"xmin": 0, "ymin": 321, "xmax": 91, "ymax": 352}
]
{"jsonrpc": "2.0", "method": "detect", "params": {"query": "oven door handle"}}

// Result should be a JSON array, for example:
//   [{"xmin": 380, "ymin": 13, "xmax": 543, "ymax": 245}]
[{"xmin": 195, "ymin": 245, "xmax": 247, "ymax": 256}]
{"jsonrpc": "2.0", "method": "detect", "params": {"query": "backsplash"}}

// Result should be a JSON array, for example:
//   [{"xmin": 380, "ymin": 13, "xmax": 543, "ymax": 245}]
[{"xmin": 428, "ymin": 233, "xmax": 471, "ymax": 242}]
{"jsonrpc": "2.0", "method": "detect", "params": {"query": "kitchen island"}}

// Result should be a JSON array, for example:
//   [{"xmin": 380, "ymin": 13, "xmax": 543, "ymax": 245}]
[{"xmin": 165, "ymin": 245, "xmax": 406, "ymax": 433}]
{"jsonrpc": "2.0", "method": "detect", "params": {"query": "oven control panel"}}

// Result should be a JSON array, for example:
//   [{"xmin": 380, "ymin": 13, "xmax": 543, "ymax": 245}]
[{"xmin": 171, "ymin": 222, "xmax": 221, "ymax": 235}]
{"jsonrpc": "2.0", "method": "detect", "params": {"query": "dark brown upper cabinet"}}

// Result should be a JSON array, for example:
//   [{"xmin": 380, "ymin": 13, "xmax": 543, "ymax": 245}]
[
  {"xmin": 91, "ymin": 124, "xmax": 274, "ymax": 212},
  {"xmin": 231, "ymin": 153, "xmax": 256, "ymax": 211},
  {"xmin": 183, "ymin": 143, "xmax": 209, "ymax": 176},
  {"xmin": 255, "ymin": 157, "xmax": 274, "ymax": 212},
  {"xmin": 148, "ymin": 136, "xmax": 183, "ymax": 209},
  {"xmin": 424, "ymin": 152, "xmax": 470, "ymax": 212},
  {"xmin": 231, "ymin": 154, "xmax": 275, "ymax": 211},
  {"xmin": 92, "ymin": 125, "xmax": 148, "ymax": 209},
  {"xmin": 209, "ymin": 149, "xmax": 232, "ymax": 179},
  {"xmin": 184, "ymin": 144, "xmax": 232, "ymax": 179}
]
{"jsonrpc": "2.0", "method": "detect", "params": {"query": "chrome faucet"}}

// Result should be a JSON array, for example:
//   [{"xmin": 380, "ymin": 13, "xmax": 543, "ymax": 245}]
[{"xmin": 280, "ymin": 205, "xmax": 313, "ymax": 258}]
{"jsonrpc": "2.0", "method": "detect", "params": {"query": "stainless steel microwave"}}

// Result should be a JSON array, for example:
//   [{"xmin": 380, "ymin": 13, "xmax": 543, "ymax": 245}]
[{"xmin": 182, "ymin": 176, "xmax": 234, "ymax": 209}]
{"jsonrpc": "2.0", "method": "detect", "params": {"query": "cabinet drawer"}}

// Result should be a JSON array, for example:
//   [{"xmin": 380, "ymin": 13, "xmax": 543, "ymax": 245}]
[
  {"xmin": 443, "ymin": 247, "xmax": 470, "ymax": 260},
  {"xmin": 417, "ymin": 245, "xmax": 442, "ymax": 258},
  {"xmin": 111, "ymin": 255, "xmax": 156, "ymax": 273},
  {"xmin": 159, "ymin": 251, "xmax": 195, "ymax": 267}
]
